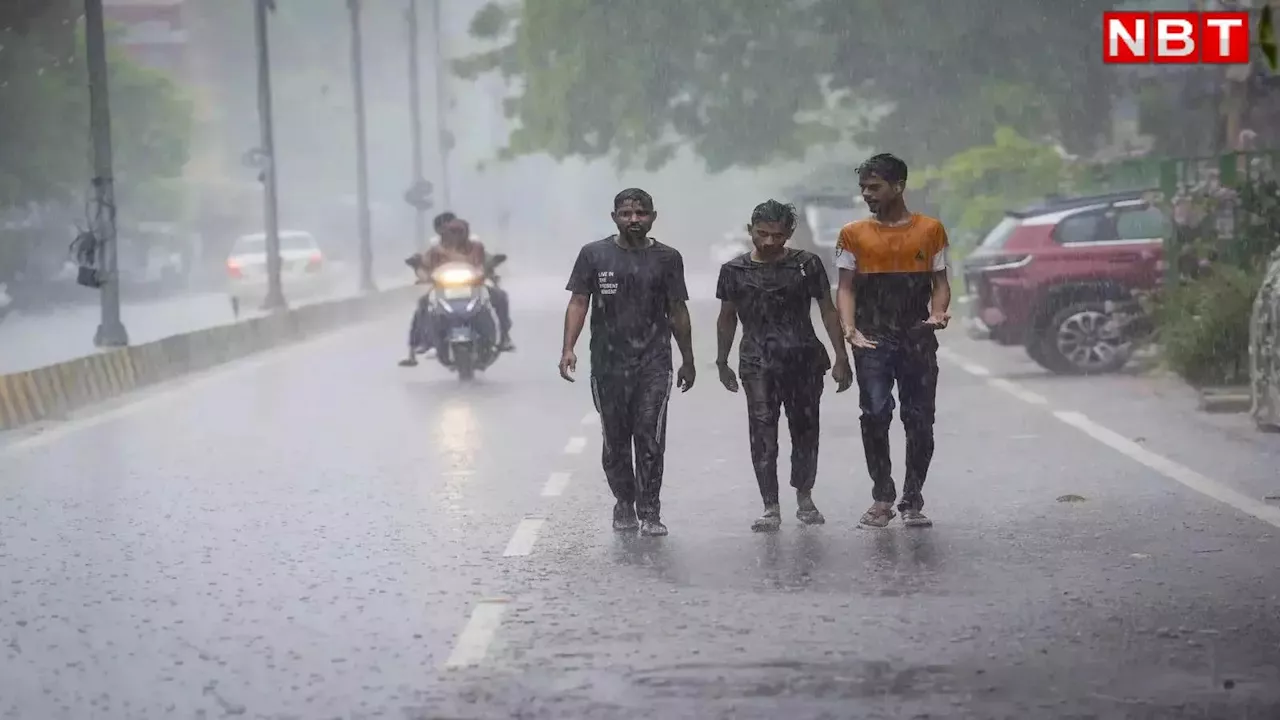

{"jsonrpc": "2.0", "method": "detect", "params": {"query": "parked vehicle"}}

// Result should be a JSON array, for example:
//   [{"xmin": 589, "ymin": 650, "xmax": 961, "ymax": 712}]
[
  {"xmin": 789, "ymin": 191, "xmax": 870, "ymax": 282},
  {"xmin": 962, "ymin": 190, "xmax": 1168, "ymax": 375},
  {"xmin": 225, "ymin": 230, "xmax": 334, "ymax": 309}
]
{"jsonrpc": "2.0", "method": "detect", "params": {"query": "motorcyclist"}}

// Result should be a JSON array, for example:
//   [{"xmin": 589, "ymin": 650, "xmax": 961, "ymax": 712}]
[
  {"xmin": 400, "ymin": 212, "xmax": 457, "ymax": 366},
  {"xmin": 404, "ymin": 216, "xmax": 514, "ymax": 363}
]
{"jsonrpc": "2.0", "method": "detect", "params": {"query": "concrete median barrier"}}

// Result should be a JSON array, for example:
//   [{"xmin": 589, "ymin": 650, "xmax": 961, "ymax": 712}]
[{"xmin": 0, "ymin": 284, "xmax": 420, "ymax": 432}]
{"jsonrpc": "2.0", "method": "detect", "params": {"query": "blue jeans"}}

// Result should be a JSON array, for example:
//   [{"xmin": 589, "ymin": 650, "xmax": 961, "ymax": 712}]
[{"xmin": 852, "ymin": 329, "xmax": 939, "ymax": 512}]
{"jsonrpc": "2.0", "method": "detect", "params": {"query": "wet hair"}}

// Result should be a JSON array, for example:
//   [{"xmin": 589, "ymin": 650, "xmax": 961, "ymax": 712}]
[
  {"xmin": 613, "ymin": 188, "xmax": 654, "ymax": 211},
  {"xmin": 749, "ymin": 199, "xmax": 798, "ymax": 232},
  {"xmin": 432, "ymin": 211, "xmax": 457, "ymax": 232},
  {"xmin": 856, "ymin": 153, "xmax": 908, "ymax": 186}
]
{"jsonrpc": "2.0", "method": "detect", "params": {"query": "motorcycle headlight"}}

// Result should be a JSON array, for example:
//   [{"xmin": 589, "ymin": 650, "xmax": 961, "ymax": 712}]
[{"xmin": 432, "ymin": 267, "xmax": 478, "ymax": 286}]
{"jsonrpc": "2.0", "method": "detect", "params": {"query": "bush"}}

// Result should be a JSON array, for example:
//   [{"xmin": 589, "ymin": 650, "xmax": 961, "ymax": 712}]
[{"xmin": 1158, "ymin": 265, "xmax": 1264, "ymax": 387}]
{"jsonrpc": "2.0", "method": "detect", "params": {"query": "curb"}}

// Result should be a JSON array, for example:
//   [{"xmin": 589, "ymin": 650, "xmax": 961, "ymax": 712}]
[
  {"xmin": 1197, "ymin": 386, "xmax": 1253, "ymax": 414},
  {"xmin": 0, "ymin": 284, "xmax": 419, "ymax": 433}
]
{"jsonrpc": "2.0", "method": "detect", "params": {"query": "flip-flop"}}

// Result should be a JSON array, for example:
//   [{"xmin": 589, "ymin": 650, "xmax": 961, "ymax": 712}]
[{"xmin": 858, "ymin": 506, "xmax": 896, "ymax": 528}]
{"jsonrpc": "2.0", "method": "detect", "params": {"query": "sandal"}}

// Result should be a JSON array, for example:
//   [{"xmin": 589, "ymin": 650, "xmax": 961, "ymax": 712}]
[{"xmin": 858, "ymin": 505, "xmax": 896, "ymax": 528}]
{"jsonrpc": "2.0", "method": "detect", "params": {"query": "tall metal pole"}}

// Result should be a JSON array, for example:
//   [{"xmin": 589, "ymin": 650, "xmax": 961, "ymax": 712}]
[
  {"xmin": 348, "ymin": 0, "xmax": 376, "ymax": 292},
  {"xmin": 430, "ymin": 0, "xmax": 452, "ymax": 209},
  {"xmin": 254, "ymin": 0, "xmax": 287, "ymax": 311},
  {"xmin": 407, "ymin": 0, "xmax": 426, "ymax": 248},
  {"xmin": 85, "ymin": 0, "xmax": 129, "ymax": 347}
]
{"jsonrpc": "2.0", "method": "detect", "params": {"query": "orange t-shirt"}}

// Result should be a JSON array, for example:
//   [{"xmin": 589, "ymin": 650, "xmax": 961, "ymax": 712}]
[{"xmin": 834, "ymin": 214, "xmax": 948, "ymax": 331}]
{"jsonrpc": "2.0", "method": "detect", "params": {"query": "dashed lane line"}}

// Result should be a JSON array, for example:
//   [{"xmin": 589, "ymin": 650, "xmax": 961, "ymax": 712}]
[
  {"xmin": 502, "ymin": 517, "xmax": 546, "ymax": 557},
  {"xmin": 940, "ymin": 346, "xmax": 1280, "ymax": 530},
  {"xmin": 581, "ymin": 411, "xmax": 598, "ymax": 426},
  {"xmin": 541, "ymin": 471, "xmax": 571, "ymax": 497},
  {"xmin": 563, "ymin": 436, "xmax": 586, "ymax": 454},
  {"xmin": 443, "ymin": 599, "xmax": 510, "ymax": 669}
]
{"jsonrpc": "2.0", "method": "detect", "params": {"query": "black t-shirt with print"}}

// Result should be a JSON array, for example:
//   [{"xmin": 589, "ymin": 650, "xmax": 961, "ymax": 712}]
[
  {"xmin": 716, "ymin": 248, "xmax": 831, "ymax": 375},
  {"xmin": 566, "ymin": 236, "xmax": 689, "ymax": 376}
]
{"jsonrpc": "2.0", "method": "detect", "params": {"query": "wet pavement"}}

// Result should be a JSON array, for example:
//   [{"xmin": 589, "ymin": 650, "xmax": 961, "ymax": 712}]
[
  {"xmin": 2, "ymin": 287, "xmax": 1279, "ymax": 719},
  {"xmin": 0, "ymin": 265, "xmax": 407, "ymax": 375}
]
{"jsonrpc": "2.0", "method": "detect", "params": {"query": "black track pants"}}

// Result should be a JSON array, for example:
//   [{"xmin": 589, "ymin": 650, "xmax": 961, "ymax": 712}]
[
  {"xmin": 741, "ymin": 369, "xmax": 824, "ymax": 506},
  {"xmin": 590, "ymin": 367, "xmax": 673, "ymax": 521}
]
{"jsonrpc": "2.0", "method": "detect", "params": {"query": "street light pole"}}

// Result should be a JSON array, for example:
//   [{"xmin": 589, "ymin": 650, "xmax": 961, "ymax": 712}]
[
  {"xmin": 407, "ymin": 0, "xmax": 426, "ymax": 248},
  {"xmin": 85, "ymin": 0, "xmax": 129, "ymax": 347},
  {"xmin": 430, "ymin": 0, "xmax": 452, "ymax": 209},
  {"xmin": 345, "ymin": 0, "xmax": 373, "ymax": 292},
  {"xmin": 254, "ymin": 0, "xmax": 287, "ymax": 311},
  {"xmin": 348, "ymin": 0, "xmax": 376, "ymax": 293}
]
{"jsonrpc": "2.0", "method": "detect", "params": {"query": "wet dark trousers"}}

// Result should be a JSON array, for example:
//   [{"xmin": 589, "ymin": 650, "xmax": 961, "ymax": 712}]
[
  {"xmin": 408, "ymin": 297, "xmax": 432, "ymax": 351},
  {"xmin": 591, "ymin": 367, "xmax": 673, "ymax": 521},
  {"xmin": 742, "ymin": 369, "xmax": 823, "ymax": 506},
  {"xmin": 489, "ymin": 286, "xmax": 512, "ymax": 336},
  {"xmin": 853, "ymin": 331, "xmax": 939, "ymax": 512}
]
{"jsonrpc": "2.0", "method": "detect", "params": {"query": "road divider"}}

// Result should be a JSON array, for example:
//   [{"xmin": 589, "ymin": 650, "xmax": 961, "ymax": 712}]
[{"xmin": 0, "ymin": 284, "xmax": 419, "ymax": 433}]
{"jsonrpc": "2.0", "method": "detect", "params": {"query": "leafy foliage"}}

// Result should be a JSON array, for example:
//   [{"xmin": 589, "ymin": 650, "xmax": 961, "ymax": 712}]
[
  {"xmin": 0, "ymin": 22, "xmax": 193, "ymax": 209},
  {"xmin": 918, "ymin": 126, "xmax": 1066, "ymax": 241},
  {"xmin": 1158, "ymin": 265, "xmax": 1262, "ymax": 387},
  {"xmin": 1154, "ymin": 172, "xmax": 1280, "ymax": 386},
  {"xmin": 458, "ymin": 0, "xmax": 1120, "ymax": 172}
]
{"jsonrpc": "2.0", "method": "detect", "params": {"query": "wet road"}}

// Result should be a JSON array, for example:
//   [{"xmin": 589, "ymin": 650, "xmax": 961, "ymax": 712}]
[
  {"xmin": 0, "ymin": 265, "xmax": 407, "ymax": 375},
  {"xmin": 2, "ymin": 285, "xmax": 1279, "ymax": 719}
]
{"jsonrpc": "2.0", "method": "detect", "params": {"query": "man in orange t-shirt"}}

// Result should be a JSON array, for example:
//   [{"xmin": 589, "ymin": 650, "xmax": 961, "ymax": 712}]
[{"xmin": 834, "ymin": 153, "xmax": 952, "ymax": 530}]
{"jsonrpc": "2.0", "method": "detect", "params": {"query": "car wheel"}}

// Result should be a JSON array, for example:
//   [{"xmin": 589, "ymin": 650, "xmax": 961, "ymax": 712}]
[{"xmin": 1034, "ymin": 301, "xmax": 1131, "ymax": 375}]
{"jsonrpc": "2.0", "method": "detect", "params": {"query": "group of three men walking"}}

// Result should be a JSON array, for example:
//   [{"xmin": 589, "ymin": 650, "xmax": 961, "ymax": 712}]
[{"xmin": 558, "ymin": 153, "xmax": 952, "ymax": 536}]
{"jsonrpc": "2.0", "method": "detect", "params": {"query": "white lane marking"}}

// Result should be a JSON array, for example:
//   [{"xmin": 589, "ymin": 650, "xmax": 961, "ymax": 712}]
[
  {"xmin": 987, "ymin": 377, "xmax": 1049, "ymax": 405},
  {"xmin": 563, "ymin": 436, "xmax": 586, "ymax": 454},
  {"xmin": 1054, "ymin": 411, "xmax": 1280, "ymax": 529},
  {"xmin": 541, "ymin": 471, "xmax": 571, "ymax": 497},
  {"xmin": 958, "ymin": 362, "xmax": 991, "ymax": 377},
  {"xmin": 502, "ymin": 517, "xmax": 546, "ymax": 557},
  {"xmin": 581, "ymin": 411, "xmax": 598, "ymax": 426},
  {"xmin": 443, "ymin": 600, "xmax": 509, "ymax": 669}
]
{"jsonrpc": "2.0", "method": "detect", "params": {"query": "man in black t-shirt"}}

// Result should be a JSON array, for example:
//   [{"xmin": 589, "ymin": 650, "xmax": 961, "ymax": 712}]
[
  {"xmin": 715, "ymin": 200, "xmax": 853, "ymax": 532},
  {"xmin": 559, "ymin": 188, "xmax": 696, "ymax": 537}
]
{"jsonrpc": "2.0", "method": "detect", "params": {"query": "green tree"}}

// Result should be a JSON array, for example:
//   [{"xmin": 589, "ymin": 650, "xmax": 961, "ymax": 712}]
[
  {"xmin": 0, "ymin": 22, "xmax": 193, "ymax": 210},
  {"xmin": 918, "ymin": 126, "xmax": 1067, "ymax": 253},
  {"xmin": 458, "ymin": 0, "xmax": 1121, "ymax": 173}
]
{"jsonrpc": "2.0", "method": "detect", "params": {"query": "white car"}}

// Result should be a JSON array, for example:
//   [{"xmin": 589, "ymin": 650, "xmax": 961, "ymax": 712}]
[{"xmin": 226, "ymin": 230, "xmax": 335, "ymax": 307}]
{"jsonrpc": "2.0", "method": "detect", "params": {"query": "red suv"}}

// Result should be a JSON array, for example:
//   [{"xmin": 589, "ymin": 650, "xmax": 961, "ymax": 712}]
[{"xmin": 962, "ymin": 190, "xmax": 1168, "ymax": 374}]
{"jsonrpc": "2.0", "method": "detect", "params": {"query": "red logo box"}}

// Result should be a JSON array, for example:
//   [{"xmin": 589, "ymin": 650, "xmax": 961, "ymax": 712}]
[{"xmin": 1103, "ymin": 11, "xmax": 1250, "ymax": 64}]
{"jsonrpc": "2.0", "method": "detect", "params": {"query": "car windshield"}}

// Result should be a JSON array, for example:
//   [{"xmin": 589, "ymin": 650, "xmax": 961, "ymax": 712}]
[
  {"xmin": 233, "ymin": 233, "xmax": 315, "ymax": 254},
  {"xmin": 977, "ymin": 216, "xmax": 1021, "ymax": 250},
  {"xmin": 803, "ymin": 203, "xmax": 866, "ymax": 239}
]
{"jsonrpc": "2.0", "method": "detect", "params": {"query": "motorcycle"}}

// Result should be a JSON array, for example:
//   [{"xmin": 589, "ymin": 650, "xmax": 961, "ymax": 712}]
[{"xmin": 416, "ymin": 253, "xmax": 508, "ymax": 381}]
